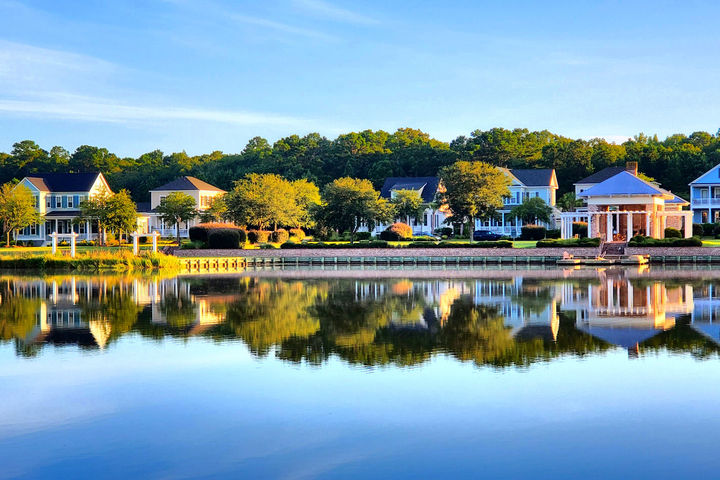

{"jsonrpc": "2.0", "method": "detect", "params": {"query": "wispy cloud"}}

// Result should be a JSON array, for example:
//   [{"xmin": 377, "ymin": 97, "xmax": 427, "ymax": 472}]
[
  {"xmin": 0, "ymin": 93, "xmax": 308, "ymax": 127},
  {"xmin": 292, "ymin": 0, "xmax": 379, "ymax": 25},
  {"xmin": 229, "ymin": 13, "xmax": 337, "ymax": 41}
]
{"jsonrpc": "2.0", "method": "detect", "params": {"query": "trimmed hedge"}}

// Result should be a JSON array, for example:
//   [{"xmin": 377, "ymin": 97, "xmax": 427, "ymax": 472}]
[
  {"xmin": 572, "ymin": 222, "xmax": 588, "ymax": 237},
  {"xmin": 664, "ymin": 227, "xmax": 682, "ymax": 238},
  {"xmin": 628, "ymin": 235, "xmax": 702, "ymax": 247},
  {"xmin": 271, "ymin": 229, "xmax": 290, "ymax": 244},
  {"xmin": 279, "ymin": 240, "xmax": 513, "ymax": 249},
  {"xmin": 280, "ymin": 240, "xmax": 389, "ymax": 249},
  {"xmin": 289, "ymin": 228, "xmax": 306, "ymax": 240},
  {"xmin": 521, "ymin": 225, "xmax": 546, "ymax": 240},
  {"xmin": 189, "ymin": 222, "xmax": 241, "ymax": 243},
  {"xmin": 546, "ymin": 229, "xmax": 561, "ymax": 239},
  {"xmin": 208, "ymin": 229, "xmax": 241, "ymax": 249},
  {"xmin": 354, "ymin": 231, "xmax": 372, "ymax": 241},
  {"xmin": 247, "ymin": 230, "xmax": 271, "ymax": 244},
  {"xmin": 536, "ymin": 237, "xmax": 601, "ymax": 248},
  {"xmin": 693, "ymin": 223, "xmax": 704, "ymax": 237},
  {"xmin": 380, "ymin": 222, "xmax": 413, "ymax": 241}
]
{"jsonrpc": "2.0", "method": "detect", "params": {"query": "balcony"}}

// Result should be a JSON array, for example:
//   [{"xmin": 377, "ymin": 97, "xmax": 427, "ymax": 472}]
[{"xmin": 692, "ymin": 198, "xmax": 720, "ymax": 206}]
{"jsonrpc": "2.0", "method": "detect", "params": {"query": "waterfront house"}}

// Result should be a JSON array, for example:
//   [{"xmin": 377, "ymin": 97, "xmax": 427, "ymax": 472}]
[
  {"xmin": 688, "ymin": 164, "xmax": 720, "ymax": 223},
  {"xmin": 369, "ymin": 177, "xmax": 449, "ymax": 235},
  {"xmin": 560, "ymin": 165, "xmax": 691, "ymax": 240},
  {"xmin": 15, "ymin": 172, "xmax": 112, "ymax": 245},
  {"xmin": 141, "ymin": 176, "xmax": 225, "ymax": 238},
  {"xmin": 474, "ymin": 168, "xmax": 559, "ymax": 237}
]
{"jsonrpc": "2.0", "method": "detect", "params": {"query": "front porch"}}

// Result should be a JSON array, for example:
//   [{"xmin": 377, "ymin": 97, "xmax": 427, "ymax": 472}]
[{"xmin": 560, "ymin": 209, "xmax": 693, "ymax": 241}]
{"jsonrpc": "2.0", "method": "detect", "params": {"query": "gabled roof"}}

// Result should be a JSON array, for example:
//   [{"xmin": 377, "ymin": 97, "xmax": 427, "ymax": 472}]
[
  {"xmin": 578, "ymin": 171, "xmax": 667, "ymax": 197},
  {"xmin": 380, "ymin": 177, "xmax": 440, "ymax": 203},
  {"xmin": 136, "ymin": 202, "xmax": 153, "ymax": 213},
  {"xmin": 666, "ymin": 193, "xmax": 689, "ymax": 205},
  {"xmin": 22, "ymin": 173, "xmax": 104, "ymax": 193},
  {"xmin": 690, "ymin": 164, "xmax": 720, "ymax": 185},
  {"xmin": 575, "ymin": 166, "xmax": 626, "ymax": 185},
  {"xmin": 577, "ymin": 326, "xmax": 663, "ymax": 349},
  {"xmin": 509, "ymin": 169, "xmax": 556, "ymax": 187},
  {"xmin": 151, "ymin": 176, "xmax": 224, "ymax": 192}
]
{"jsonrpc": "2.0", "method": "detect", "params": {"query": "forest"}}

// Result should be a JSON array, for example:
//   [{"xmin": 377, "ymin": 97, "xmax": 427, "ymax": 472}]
[{"xmin": 2, "ymin": 127, "xmax": 719, "ymax": 201}]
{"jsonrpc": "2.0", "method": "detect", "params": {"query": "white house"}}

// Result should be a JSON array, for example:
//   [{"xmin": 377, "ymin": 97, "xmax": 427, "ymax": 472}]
[
  {"xmin": 689, "ymin": 163, "xmax": 720, "ymax": 223},
  {"xmin": 139, "ymin": 176, "xmax": 225, "ymax": 238},
  {"xmin": 15, "ymin": 172, "xmax": 113, "ymax": 245},
  {"xmin": 474, "ymin": 168, "xmax": 559, "ymax": 237},
  {"xmin": 369, "ymin": 177, "xmax": 450, "ymax": 235}
]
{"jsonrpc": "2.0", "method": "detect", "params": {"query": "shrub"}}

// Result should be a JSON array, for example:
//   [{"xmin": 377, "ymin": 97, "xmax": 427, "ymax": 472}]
[
  {"xmin": 572, "ymin": 222, "xmax": 588, "ymax": 237},
  {"xmin": 289, "ymin": 228, "xmax": 306, "ymax": 240},
  {"xmin": 546, "ymin": 229, "xmax": 561, "ymax": 239},
  {"xmin": 412, "ymin": 235, "xmax": 436, "ymax": 241},
  {"xmin": 664, "ymin": 227, "xmax": 682, "ymax": 238},
  {"xmin": 271, "ymin": 229, "xmax": 290, "ymax": 244},
  {"xmin": 207, "ymin": 229, "xmax": 241, "ymax": 249},
  {"xmin": 536, "ymin": 237, "xmax": 600, "ymax": 248},
  {"xmin": 247, "ymin": 230, "xmax": 271, "ymax": 244},
  {"xmin": 693, "ymin": 223, "xmax": 704, "ymax": 237},
  {"xmin": 138, "ymin": 236, "xmax": 148, "ymax": 244},
  {"xmin": 521, "ymin": 225, "xmax": 546, "ymax": 240},
  {"xmin": 190, "ymin": 223, "xmax": 241, "ymax": 243},
  {"xmin": 181, "ymin": 240, "xmax": 205, "ymax": 249},
  {"xmin": 354, "ymin": 231, "xmax": 372, "ymax": 241},
  {"xmin": 701, "ymin": 223, "xmax": 717, "ymax": 237},
  {"xmin": 380, "ymin": 222, "xmax": 413, "ymax": 241},
  {"xmin": 434, "ymin": 227, "xmax": 453, "ymax": 237},
  {"xmin": 628, "ymin": 235, "xmax": 702, "ymax": 247}
]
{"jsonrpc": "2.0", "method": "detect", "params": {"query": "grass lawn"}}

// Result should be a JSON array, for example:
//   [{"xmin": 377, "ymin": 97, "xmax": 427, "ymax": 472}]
[
  {"xmin": 701, "ymin": 238, "xmax": 720, "ymax": 247},
  {"xmin": 511, "ymin": 240, "xmax": 538, "ymax": 248},
  {"xmin": 0, "ymin": 245, "xmax": 161, "ymax": 257}
]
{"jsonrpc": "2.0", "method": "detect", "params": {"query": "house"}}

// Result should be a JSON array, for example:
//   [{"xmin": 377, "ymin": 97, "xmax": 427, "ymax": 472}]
[
  {"xmin": 474, "ymin": 168, "xmax": 559, "ymax": 237},
  {"xmin": 560, "ymin": 166, "xmax": 691, "ymax": 240},
  {"xmin": 688, "ymin": 163, "xmax": 720, "ymax": 223},
  {"xmin": 574, "ymin": 166, "xmax": 629, "ymax": 197},
  {"xmin": 369, "ymin": 177, "xmax": 449, "ymax": 235},
  {"xmin": 15, "ymin": 172, "xmax": 113, "ymax": 246},
  {"xmin": 141, "ymin": 176, "xmax": 225, "ymax": 237}
]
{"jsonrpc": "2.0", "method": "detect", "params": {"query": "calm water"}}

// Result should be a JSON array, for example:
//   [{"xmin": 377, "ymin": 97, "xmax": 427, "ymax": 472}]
[{"xmin": 1, "ymin": 266, "xmax": 720, "ymax": 479}]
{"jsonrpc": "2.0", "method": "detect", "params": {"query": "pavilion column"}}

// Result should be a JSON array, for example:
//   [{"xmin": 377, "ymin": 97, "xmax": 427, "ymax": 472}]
[
  {"xmin": 626, "ymin": 212, "xmax": 633, "ymax": 240},
  {"xmin": 501, "ymin": 212, "xmax": 505, "ymax": 234},
  {"xmin": 587, "ymin": 214, "xmax": 592, "ymax": 238},
  {"xmin": 646, "ymin": 213, "xmax": 651, "ymax": 237},
  {"xmin": 660, "ymin": 215, "xmax": 667, "ymax": 238},
  {"xmin": 606, "ymin": 213, "xmax": 612, "ymax": 241},
  {"xmin": 85, "ymin": 221, "xmax": 91, "ymax": 241},
  {"xmin": 684, "ymin": 213, "xmax": 692, "ymax": 239}
]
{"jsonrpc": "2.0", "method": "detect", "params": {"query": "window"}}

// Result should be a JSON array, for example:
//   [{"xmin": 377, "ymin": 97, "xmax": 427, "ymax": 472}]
[
  {"xmin": 424, "ymin": 214, "xmax": 428, "ymax": 226},
  {"xmin": 68, "ymin": 196, "xmax": 73, "ymax": 208},
  {"xmin": 34, "ymin": 196, "xmax": 39, "ymax": 209},
  {"xmin": 46, "ymin": 196, "xmax": 51, "ymax": 208}
]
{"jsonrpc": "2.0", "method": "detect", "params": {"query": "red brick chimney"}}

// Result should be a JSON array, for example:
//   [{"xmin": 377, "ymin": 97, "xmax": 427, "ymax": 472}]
[{"xmin": 625, "ymin": 161, "xmax": 638, "ymax": 176}]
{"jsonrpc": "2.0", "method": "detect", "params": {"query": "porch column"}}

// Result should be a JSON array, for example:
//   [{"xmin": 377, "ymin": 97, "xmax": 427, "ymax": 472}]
[
  {"xmin": 626, "ymin": 212, "xmax": 633, "ymax": 240},
  {"xmin": 587, "ymin": 214, "xmax": 592, "ymax": 238},
  {"xmin": 606, "ymin": 213, "xmax": 612, "ymax": 241},
  {"xmin": 660, "ymin": 215, "xmax": 667, "ymax": 239},
  {"xmin": 501, "ymin": 212, "xmax": 505, "ymax": 234},
  {"xmin": 646, "ymin": 213, "xmax": 651, "ymax": 237},
  {"xmin": 85, "ymin": 221, "xmax": 91, "ymax": 241},
  {"xmin": 684, "ymin": 213, "xmax": 692, "ymax": 239},
  {"xmin": 561, "ymin": 216, "xmax": 568, "ymax": 239}
]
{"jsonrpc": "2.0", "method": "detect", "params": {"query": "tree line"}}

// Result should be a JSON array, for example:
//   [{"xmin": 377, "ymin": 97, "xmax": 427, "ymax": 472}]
[{"xmin": 3, "ymin": 127, "xmax": 719, "ymax": 201}]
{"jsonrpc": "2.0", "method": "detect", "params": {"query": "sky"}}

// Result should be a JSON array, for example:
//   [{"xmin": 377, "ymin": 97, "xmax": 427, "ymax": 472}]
[{"xmin": 0, "ymin": 0, "xmax": 719, "ymax": 157}]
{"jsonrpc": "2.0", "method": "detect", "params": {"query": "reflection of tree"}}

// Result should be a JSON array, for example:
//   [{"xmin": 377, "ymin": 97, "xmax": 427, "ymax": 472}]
[{"xmin": 641, "ymin": 315, "xmax": 720, "ymax": 359}]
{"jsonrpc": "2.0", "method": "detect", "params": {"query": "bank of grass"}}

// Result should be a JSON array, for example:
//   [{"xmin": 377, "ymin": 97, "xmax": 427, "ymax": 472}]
[
  {"xmin": 0, "ymin": 250, "xmax": 180, "ymax": 271},
  {"xmin": 702, "ymin": 238, "xmax": 720, "ymax": 247}
]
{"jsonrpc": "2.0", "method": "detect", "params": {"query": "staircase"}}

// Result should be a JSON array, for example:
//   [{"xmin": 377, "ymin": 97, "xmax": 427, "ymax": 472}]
[{"xmin": 600, "ymin": 241, "xmax": 627, "ymax": 257}]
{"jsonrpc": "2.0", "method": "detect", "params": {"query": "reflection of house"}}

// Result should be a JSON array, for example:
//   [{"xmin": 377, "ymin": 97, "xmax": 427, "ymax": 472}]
[
  {"xmin": 474, "ymin": 168, "xmax": 559, "ymax": 238},
  {"xmin": 15, "ymin": 172, "xmax": 113, "ymax": 246},
  {"xmin": 138, "ymin": 176, "xmax": 225, "ymax": 237},
  {"xmin": 561, "ymin": 163, "xmax": 691, "ymax": 240},
  {"xmin": 564, "ymin": 273, "xmax": 693, "ymax": 351},
  {"xmin": 690, "ymin": 283, "xmax": 720, "ymax": 343}
]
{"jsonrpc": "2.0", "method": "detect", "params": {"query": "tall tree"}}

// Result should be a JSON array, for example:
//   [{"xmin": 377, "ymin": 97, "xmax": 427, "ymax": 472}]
[
  {"xmin": 437, "ymin": 161, "xmax": 510, "ymax": 237},
  {"xmin": 314, "ymin": 177, "xmax": 394, "ymax": 242},
  {"xmin": 0, "ymin": 184, "xmax": 41, "ymax": 246},
  {"xmin": 509, "ymin": 197, "xmax": 553, "ymax": 224},
  {"xmin": 104, "ymin": 190, "xmax": 138, "ymax": 241},
  {"xmin": 198, "ymin": 195, "xmax": 227, "ymax": 223},
  {"xmin": 155, "ymin": 192, "xmax": 197, "ymax": 246},
  {"xmin": 225, "ymin": 173, "xmax": 297, "ymax": 230},
  {"xmin": 77, "ymin": 187, "xmax": 111, "ymax": 246},
  {"xmin": 391, "ymin": 189, "xmax": 425, "ymax": 225}
]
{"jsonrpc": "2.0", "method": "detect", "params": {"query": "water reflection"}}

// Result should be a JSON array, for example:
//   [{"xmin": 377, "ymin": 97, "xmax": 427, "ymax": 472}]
[{"xmin": 1, "ymin": 267, "xmax": 718, "ymax": 365}]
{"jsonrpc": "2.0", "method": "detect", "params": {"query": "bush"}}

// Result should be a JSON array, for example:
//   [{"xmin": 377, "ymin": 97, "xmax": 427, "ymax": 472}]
[
  {"xmin": 354, "ymin": 231, "xmax": 372, "ymax": 241},
  {"xmin": 190, "ymin": 223, "xmax": 241, "ymax": 243},
  {"xmin": 207, "ymin": 229, "xmax": 241, "ymax": 249},
  {"xmin": 536, "ymin": 237, "xmax": 600, "ymax": 248},
  {"xmin": 138, "ymin": 236, "xmax": 148, "ymax": 244},
  {"xmin": 628, "ymin": 235, "xmax": 702, "ymax": 247},
  {"xmin": 664, "ymin": 227, "xmax": 682, "ymax": 238},
  {"xmin": 247, "ymin": 230, "xmax": 271, "ymax": 244},
  {"xmin": 280, "ymin": 240, "xmax": 390, "ymax": 249},
  {"xmin": 379, "ymin": 222, "xmax": 413, "ymax": 241},
  {"xmin": 693, "ymin": 223, "xmax": 704, "ymax": 237},
  {"xmin": 437, "ymin": 240, "xmax": 513, "ymax": 248},
  {"xmin": 181, "ymin": 240, "xmax": 205, "ymax": 249},
  {"xmin": 521, "ymin": 225, "xmax": 546, "ymax": 240},
  {"xmin": 434, "ymin": 227, "xmax": 453, "ymax": 237},
  {"xmin": 572, "ymin": 222, "xmax": 588, "ymax": 237},
  {"xmin": 271, "ymin": 229, "xmax": 290, "ymax": 244},
  {"xmin": 546, "ymin": 229, "xmax": 561, "ymax": 239},
  {"xmin": 289, "ymin": 228, "xmax": 306, "ymax": 240},
  {"xmin": 700, "ymin": 223, "xmax": 719, "ymax": 237},
  {"xmin": 412, "ymin": 235, "xmax": 436, "ymax": 241}
]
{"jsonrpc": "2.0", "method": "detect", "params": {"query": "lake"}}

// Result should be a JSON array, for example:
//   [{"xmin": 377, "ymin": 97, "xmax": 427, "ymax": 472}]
[{"xmin": 1, "ymin": 266, "xmax": 719, "ymax": 479}]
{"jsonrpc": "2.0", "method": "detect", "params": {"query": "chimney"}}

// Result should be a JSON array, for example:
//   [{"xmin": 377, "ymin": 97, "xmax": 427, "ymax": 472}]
[{"xmin": 625, "ymin": 161, "xmax": 638, "ymax": 176}]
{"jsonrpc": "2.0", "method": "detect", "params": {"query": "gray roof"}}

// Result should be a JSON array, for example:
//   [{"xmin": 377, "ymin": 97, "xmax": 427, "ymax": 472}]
[
  {"xmin": 577, "ymin": 325, "xmax": 663, "ymax": 349},
  {"xmin": 578, "ymin": 171, "xmax": 666, "ymax": 197},
  {"xmin": 136, "ymin": 202, "xmax": 153, "ymax": 213},
  {"xmin": 380, "ymin": 177, "xmax": 440, "ymax": 203},
  {"xmin": 151, "ymin": 176, "xmax": 224, "ymax": 192},
  {"xmin": 509, "ymin": 169, "xmax": 555, "ymax": 187},
  {"xmin": 45, "ymin": 210, "xmax": 82, "ymax": 217},
  {"xmin": 24, "ymin": 173, "xmax": 103, "ymax": 193},
  {"xmin": 575, "ymin": 166, "xmax": 626, "ymax": 185}
]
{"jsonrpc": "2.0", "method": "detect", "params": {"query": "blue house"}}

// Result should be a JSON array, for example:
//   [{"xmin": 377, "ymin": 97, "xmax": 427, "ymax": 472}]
[{"xmin": 689, "ymin": 164, "xmax": 720, "ymax": 223}]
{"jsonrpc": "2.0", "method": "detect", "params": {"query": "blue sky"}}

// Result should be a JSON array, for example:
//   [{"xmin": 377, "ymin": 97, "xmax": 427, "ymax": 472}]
[{"xmin": 1, "ymin": 0, "xmax": 719, "ymax": 157}]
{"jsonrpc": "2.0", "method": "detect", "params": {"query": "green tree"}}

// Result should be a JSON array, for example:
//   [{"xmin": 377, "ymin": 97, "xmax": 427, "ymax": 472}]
[
  {"xmin": 77, "ymin": 187, "xmax": 111, "ymax": 245},
  {"xmin": 557, "ymin": 192, "xmax": 582, "ymax": 212},
  {"xmin": 104, "ymin": 190, "xmax": 138, "ymax": 241},
  {"xmin": 509, "ymin": 197, "xmax": 553, "ymax": 224},
  {"xmin": 291, "ymin": 179, "xmax": 321, "ymax": 228},
  {"xmin": 315, "ymin": 177, "xmax": 394, "ymax": 242},
  {"xmin": 225, "ymin": 173, "xmax": 297, "ymax": 230},
  {"xmin": 0, "ymin": 184, "xmax": 41, "ymax": 246},
  {"xmin": 391, "ymin": 189, "xmax": 425, "ymax": 225},
  {"xmin": 156, "ymin": 192, "xmax": 197, "ymax": 245},
  {"xmin": 437, "ymin": 161, "xmax": 510, "ymax": 237},
  {"xmin": 198, "ymin": 195, "xmax": 227, "ymax": 223}
]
